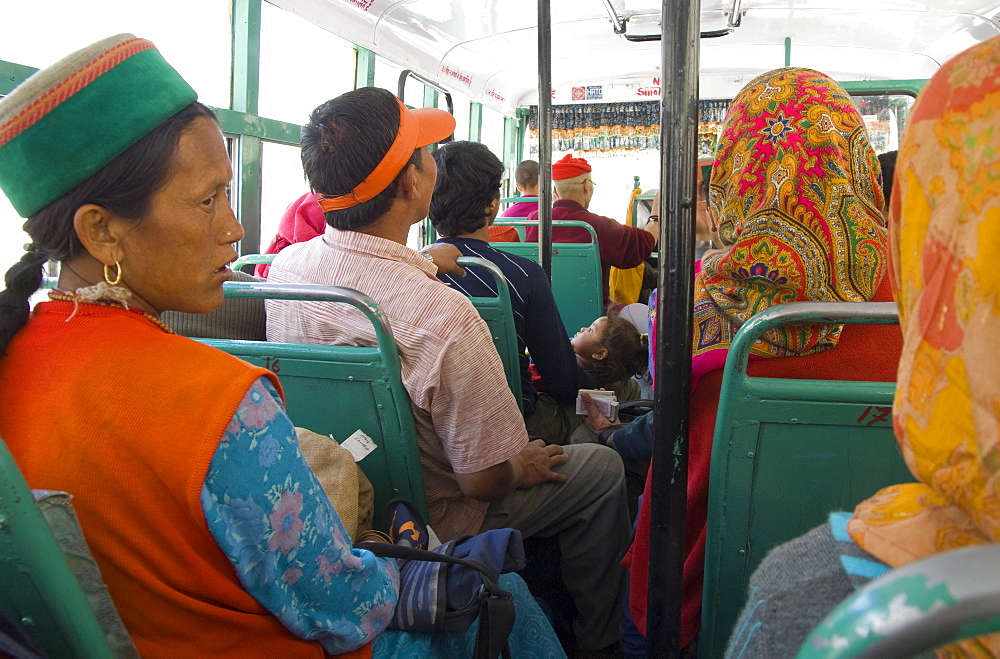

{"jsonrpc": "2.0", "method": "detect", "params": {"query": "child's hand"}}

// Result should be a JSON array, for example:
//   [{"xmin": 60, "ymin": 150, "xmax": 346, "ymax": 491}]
[{"xmin": 580, "ymin": 392, "xmax": 615, "ymax": 435}]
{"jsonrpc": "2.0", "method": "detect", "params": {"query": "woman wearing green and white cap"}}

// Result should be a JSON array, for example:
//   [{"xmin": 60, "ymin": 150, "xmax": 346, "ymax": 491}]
[{"xmin": 0, "ymin": 35, "xmax": 562, "ymax": 658}]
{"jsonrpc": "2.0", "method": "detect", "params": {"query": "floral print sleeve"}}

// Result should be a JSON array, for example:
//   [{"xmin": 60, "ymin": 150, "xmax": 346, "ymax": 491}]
[{"xmin": 200, "ymin": 376, "xmax": 399, "ymax": 654}]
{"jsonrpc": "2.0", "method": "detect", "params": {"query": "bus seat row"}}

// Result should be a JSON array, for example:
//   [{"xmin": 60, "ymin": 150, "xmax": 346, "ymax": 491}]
[
  {"xmin": 492, "ymin": 219, "xmax": 604, "ymax": 334},
  {"xmin": 198, "ymin": 281, "xmax": 428, "ymax": 522},
  {"xmin": 456, "ymin": 256, "xmax": 524, "ymax": 415},
  {"xmin": 0, "ymin": 437, "xmax": 117, "ymax": 657},
  {"xmin": 225, "ymin": 253, "xmax": 524, "ymax": 414},
  {"xmin": 194, "ymin": 258, "xmax": 522, "ymax": 521},
  {"xmin": 9, "ymin": 290, "xmax": 1000, "ymax": 656},
  {"xmin": 699, "ymin": 301, "xmax": 914, "ymax": 658}
]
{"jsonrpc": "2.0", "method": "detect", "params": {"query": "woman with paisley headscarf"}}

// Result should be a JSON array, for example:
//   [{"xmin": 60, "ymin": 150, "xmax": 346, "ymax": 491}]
[
  {"xmin": 727, "ymin": 34, "xmax": 1000, "ymax": 658},
  {"xmin": 618, "ymin": 67, "xmax": 905, "ymax": 653}
]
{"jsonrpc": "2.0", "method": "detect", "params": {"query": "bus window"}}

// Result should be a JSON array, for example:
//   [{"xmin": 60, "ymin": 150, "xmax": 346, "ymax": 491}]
[
  {"xmin": 259, "ymin": 2, "xmax": 357, "ymax": 125},
  {"xmin": 854, "ymin": 94, "xmax": 917, "ymax": 154},
  {"xmin": 451, "ymin": 93, "xmax": 473, "ymax": 142},
  {"xmin": 260, "ymin": 141, "xmax": 309, "ymax": 253},
  {"xmin": 480, "ymin": 106, "xmax": 507, "ymax": 160},
  {"xmin": 0, "ymin": 0, "xmax": 231, "ymax": 109}
]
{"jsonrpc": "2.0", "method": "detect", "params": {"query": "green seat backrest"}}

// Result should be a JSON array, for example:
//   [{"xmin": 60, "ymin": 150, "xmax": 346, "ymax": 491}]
[
  {"xmin": 496, "ymin": 218, "xmax": 528, "ymax": 240},
  {"xmin": 198, "ymin": 280, "xmax": 428, "ymax": 523},
  {"xmin": 457, "ymin": 257, "xmax": 523, "ymax": 415},
  {"xmin": 699, "ymin": 301, "xmax": 913, "ymax": 659},
  {"xmin": 0, "ymin": 439, "xmax": 113, "ymax": 658},
  {"xmin": 492, "ymin": 219, "xmax": 603, "ymax": 334},
  {"xmin": 238, "ymin": 253, "xmax": 523, "ymax": 415}
]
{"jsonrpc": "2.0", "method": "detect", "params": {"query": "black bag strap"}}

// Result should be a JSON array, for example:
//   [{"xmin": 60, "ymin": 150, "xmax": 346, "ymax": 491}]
[{"xmin": 355, "ymin": 541, "xmax": 516, "ymax": 659}]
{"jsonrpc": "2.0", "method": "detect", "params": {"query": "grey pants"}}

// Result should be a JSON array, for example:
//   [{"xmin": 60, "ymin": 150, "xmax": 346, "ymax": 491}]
[{"xmin": 479, "ymin": 443, "xmax": 631, "ymax": 651}]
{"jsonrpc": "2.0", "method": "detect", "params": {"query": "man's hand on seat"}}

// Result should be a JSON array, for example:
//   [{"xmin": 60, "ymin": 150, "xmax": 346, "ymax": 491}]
[
  {"xmin": 513, "ymin": 439, "xmax": 569, "ymax": 489},
  {"xmin": 422, "ymin": 243, "xmax": 466, "ymax": 277}
]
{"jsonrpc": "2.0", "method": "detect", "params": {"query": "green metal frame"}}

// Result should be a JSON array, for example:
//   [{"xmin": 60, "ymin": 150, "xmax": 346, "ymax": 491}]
[
  {"xmin": 840, "ymin": 79, "xmax": 927, "ymax": 98},
  {"xmin": 0, "ymin": 439, "xmax": 114, "ymax": 658},
  {"xmin": 200, "ymin": 279, "xmax": 429, "ymax": 521},
  {"xmin": 469, "ymin": 102, "xmax": 484, "ymax": 142},
  {"xmin": 231, "ymin": 0, "xmax": 264, "ymax": 254},
  {"xmin": 456, "ymin": 257, "xmax": 523, "ymax": 414},
  {"xmin": 699, "ymin": 301, "xmax": 913, "ymax": 658},
  {"xmin": 355, "ymin": 47, "xmax": 376, "ymax": 88},
  {"xmin": 492, "ymin": 219, "xmax": 604, "ymax": 334}
]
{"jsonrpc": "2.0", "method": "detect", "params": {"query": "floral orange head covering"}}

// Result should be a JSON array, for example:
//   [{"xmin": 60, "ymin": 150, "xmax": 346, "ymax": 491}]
[
  {"xmin": 847, "ymin": 34, "xmax": 1000, "ymax": 656},
  {"xmin": 694, "ymin": 67, "xmax": 887, "ymax": 359},
  {"xmin": 849, "ymin": 36, "xmax": 1000, "ymax": 566}
]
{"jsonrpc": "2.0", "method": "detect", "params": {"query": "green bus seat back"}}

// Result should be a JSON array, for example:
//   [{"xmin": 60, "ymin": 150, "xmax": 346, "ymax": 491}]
[
  {"xmin": 699, "ymin": 302, "xmax": 914, "ymax": 659},
  {"xmin": 492, "ymin": 219, "xmax": 603, "ymax": 334},
  {"xmin": 495, "ymin": 217, "xmax": 529, "ymax": 240},
  {"xmin": 457, "ymin": 257, "xmax": 523, "ymax": 415},
  {"xmin": 199, "ymin": 281, "xmax": 428, "ymax": 524},
  {"xmin": 0, "ymin": 439, "xmax": 114, "ymax": 658}
]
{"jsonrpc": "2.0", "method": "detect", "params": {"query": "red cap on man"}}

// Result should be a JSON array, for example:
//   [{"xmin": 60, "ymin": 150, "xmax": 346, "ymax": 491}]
[{"xmin": 552, "ymin": 153, "xmax": 592, "ymax": 180}]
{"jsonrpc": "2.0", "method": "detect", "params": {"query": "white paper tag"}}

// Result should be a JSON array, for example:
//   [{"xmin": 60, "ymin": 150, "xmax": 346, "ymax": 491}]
[
  {"xmin": 426, "ymin": 525, "xmax": 442, "ymax": 550},
  {"xmin": 340, "ymin": 429, "xmax": 378, "ymax": 462}
]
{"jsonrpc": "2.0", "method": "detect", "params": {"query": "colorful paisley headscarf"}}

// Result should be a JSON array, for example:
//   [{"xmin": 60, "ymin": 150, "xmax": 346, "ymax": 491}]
[
  {"xmin": 693, "ymin": 67, "xmax": 887, "ymax": 363},
  {"xmin": 847, "ymin": 34, "xmax": 1000, "ymax": 656}
]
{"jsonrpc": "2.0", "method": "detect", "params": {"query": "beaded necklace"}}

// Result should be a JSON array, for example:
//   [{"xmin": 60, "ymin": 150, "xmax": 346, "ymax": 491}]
[{"xmin": 48, "ymin": 289, "xmax": 175, "ymax": 334}]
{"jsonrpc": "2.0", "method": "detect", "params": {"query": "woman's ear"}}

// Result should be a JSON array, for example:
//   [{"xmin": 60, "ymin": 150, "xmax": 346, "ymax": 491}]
[{"xmin": 73, "ymin": 204, "xmax": 125, "ymax": 266}]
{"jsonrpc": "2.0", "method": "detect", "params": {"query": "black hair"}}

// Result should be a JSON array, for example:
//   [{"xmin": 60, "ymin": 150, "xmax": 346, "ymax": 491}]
[
  {"xmin": 428, "ymin": 141, "xmax": 503, "ymax": 237},
  {"xmin": 877, "ymin": 150, "xmax": 897, "ymax": 208},
  {"xmin": 0, "ymin": 101, "xmax": 217, "ymax": 356},
  {"xmin": 589, "ymin": 307, "xmax": 649, "ymax": 385},
  {"xmin": 301, "ymin": 87, "xmax": 422, "ymax": 231},
  {"xmin": 514, "ymin": 160, "xmax": 539, "ymax": 189}
]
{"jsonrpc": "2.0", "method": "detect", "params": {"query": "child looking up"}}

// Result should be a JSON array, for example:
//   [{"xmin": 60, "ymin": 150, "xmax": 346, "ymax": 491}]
[{"xmin": 572, "ymin": 310, "xmax": 649, "ymax": 392}]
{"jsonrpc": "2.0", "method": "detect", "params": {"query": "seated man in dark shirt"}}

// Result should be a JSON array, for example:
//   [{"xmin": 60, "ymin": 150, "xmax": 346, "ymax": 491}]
[{"xmin": 431, "ymin": 141, "xmax": 599, "ymax": 444}]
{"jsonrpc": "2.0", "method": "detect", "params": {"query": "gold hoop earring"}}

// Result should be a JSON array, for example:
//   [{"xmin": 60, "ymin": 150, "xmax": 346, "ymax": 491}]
[{"xmin": 104, "ymin": 261, "xmax": 122, "ymax": 286}]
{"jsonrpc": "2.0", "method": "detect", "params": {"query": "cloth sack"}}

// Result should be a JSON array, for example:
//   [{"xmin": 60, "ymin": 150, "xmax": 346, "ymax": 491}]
[
  {"xmin": 609, "ymin": 186, "xmax": 651, "ymax": 305},
  {"xmin": 295, "ymin": 427, "xmax": 374, "ymax": 537},
  {"xmin": 609, "ymin": 263, "xmax": 645, "ymax": 305}
]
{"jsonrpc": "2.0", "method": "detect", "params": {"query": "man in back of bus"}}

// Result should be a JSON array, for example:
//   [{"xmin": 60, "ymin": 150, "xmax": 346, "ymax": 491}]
[
  {"xmin": 264, "ymin": 87, "xmax": 630, "ymax": 656},
  {"xmin": 526, "ymin": 154, "xmax": 658, "ymax": 306},
  {"xmin": 500, "ymin": 159, "xmax": 540, "ymax": 219}
]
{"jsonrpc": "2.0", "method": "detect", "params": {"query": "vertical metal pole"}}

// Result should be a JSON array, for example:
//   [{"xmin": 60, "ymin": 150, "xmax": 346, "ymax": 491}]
[
  {"xmin": 648, "ymin": 0, "xmax": 700, "ymax": 655},
  {"xmin": 469, "ymin": 102, "xmax": 484, "ymax": 142},
  {"xmin": 231, "ymin": 0, "xmax": 263, "ymax": 255},
  {"xmin": 355, "ymin": 47, "xmax": 376, "ymax": 89},
  {"xmin": 503, "ymin": 116, "xmax": 519, "ymax": 197},
  {"xmin": 537, "ymin": 0, "xmax": 553, "ymax": 280},
  {"xmin": 784, "ymin": 37, "xmax": 792, "ymax": 67},
  {"xmin": 516, "ymin": 108, "xmax": 530, "ymax": 166}
]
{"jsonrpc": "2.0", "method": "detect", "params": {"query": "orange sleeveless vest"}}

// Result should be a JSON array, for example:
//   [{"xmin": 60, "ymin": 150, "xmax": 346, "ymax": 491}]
[{"xmin": 0, "ymin": 302, "xmax": 369, "ymax": 658}]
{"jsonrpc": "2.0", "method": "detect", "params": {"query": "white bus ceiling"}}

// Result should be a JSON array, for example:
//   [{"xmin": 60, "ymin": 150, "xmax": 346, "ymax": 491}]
[{"xmin": 272, "ymin": 0, "xmax": 1000, "ymax": 113}]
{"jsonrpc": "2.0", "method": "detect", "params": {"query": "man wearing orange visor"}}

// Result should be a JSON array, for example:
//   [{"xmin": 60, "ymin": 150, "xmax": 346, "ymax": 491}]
[{"xmin": 265, "ymin": 87, "xmax": 631, "ymax": 656}]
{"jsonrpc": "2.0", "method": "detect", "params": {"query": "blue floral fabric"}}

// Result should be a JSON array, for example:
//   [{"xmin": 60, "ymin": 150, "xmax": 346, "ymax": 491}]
[
  {"xmin": 202, "ymin": 377, "xmax": 567, "ymax": 657},
  {"xmin": 201, "ymin": 377, "xmax": 398, "ymax": 654}
]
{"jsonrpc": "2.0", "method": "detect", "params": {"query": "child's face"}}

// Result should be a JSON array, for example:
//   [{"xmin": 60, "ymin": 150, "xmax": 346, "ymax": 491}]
[{"xmin": 572, "ymin": 316, "xmax": 608, "ymax": 361}]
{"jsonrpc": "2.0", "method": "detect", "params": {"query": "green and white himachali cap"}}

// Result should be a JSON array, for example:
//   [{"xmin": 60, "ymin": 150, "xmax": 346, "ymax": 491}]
[{"xmin": 0, "ymin": 34, "xmax": 197, "ymax": 218}]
